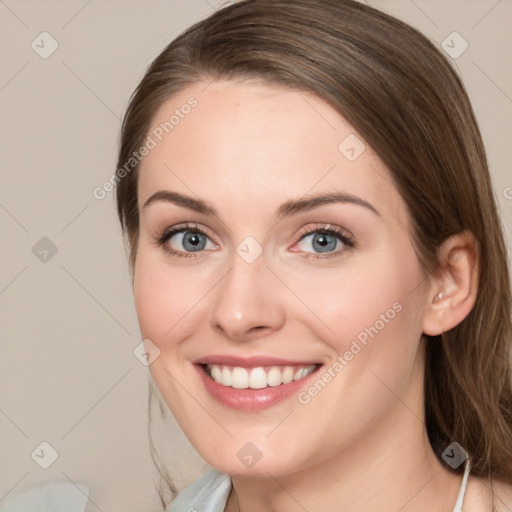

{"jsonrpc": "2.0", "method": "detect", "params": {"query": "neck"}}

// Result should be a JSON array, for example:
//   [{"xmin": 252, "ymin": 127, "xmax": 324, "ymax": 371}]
[{"xmin": 227, "ymin": 358, "xmax": 463, "ymax": 512}]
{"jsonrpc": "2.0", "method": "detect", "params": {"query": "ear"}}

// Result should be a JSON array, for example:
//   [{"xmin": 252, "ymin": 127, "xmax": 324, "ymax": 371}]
[{"xmin": 422, "ymin": 231, "xmax": 479, "ymax": 336}]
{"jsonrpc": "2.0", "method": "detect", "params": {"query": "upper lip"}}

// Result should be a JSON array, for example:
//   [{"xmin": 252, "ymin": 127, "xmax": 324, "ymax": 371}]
[{"xmin": 193, "ymin": 355, "xmax": 321, "ymax": 368}]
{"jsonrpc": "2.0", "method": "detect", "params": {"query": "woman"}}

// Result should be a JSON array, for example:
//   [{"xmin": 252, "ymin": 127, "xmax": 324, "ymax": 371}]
[{"xmin": 115, "ymin": 0, "xmax": 512, "ymax": 510}]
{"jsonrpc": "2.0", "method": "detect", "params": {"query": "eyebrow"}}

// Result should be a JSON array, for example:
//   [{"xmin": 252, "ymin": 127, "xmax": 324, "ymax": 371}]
[{"xmin": 142, "ymin": 190, "xmax": 381, "ymax": 217}]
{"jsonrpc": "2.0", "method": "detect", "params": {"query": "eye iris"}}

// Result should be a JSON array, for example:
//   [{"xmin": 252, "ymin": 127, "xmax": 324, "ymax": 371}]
[
  {"xmin": 312, "ymin": 233, "xmax": 337, "ymax": 253},
  {"xmin": 183, "ymin": 231, "xmax": 206, "ymax": 251}
]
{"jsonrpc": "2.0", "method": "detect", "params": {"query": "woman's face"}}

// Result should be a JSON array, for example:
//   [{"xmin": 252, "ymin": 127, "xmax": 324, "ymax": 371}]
[{"xmin": 134, "ymin": 80, "xmax": 432, "ymax": 477}]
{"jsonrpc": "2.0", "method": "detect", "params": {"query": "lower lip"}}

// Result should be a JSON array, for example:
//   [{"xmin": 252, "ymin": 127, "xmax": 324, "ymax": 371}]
[{"xmin": 194, "ymin": 364, "xmax": 321, "ymax": 411}]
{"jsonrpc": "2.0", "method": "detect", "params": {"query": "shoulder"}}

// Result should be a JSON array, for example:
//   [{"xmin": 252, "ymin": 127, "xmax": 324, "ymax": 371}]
[
  {"xmin": 463, "ymin": 476, "xmax": 512, "ymax": 512},
  {"xmin": 166, "ymin": 468, "xmax": 232, "ymax": 512}
]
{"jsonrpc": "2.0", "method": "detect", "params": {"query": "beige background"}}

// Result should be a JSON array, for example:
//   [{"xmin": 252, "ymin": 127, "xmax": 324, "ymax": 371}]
[{"xmin": 1, "ymin": 1, "xmax": 511, "ymax": 511}]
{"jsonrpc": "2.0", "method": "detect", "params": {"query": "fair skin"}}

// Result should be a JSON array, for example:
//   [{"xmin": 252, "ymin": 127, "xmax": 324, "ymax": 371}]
[{"xmin": 133, "ymin": 80, "xmax": 509, "ymax": 511}]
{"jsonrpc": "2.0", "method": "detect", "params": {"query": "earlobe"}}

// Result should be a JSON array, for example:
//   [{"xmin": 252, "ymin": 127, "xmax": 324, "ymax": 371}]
[{"xmin": 422, "ymin": 231, "xmax": 479, "ymax": 336}]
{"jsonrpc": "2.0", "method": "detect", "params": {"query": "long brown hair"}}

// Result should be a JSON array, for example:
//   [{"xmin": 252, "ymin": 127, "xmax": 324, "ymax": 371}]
[{"xmin": 115, "ymin": 0, "xmax": 512, "ymax": 507}]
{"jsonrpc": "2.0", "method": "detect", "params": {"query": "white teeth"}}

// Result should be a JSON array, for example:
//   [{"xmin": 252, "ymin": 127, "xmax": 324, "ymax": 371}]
[
  {"xmin": 205, "ymin": 364, "xmax": 317, "ymax": 389},
  {"xmin": 302, "ymin": 365, "xmax": 315, "ymax": 378},
  {"xmin": 294, "ymin": 365, "xmax": 315, "ymax": 380},
  {"xmin": 211, "ymin": 364, "xmax": 222, "ymax": 383},
  {"xmin": 267, "ymin": 367, "xmax": 282, "ymax": 387},
  {"xmin": 282, "ymin": 367, "xmax": 295, "ymax": 384},
  {"xmin": 221, "ymin": 366, "xmax": 232, "ymax": 386},
  {"xmin": 231, "ymin": 367, "xmax": 249, "ymax": 389},
  {"xmin": 248, "ymin": 367, "xmax": 268, "ymax": 389}
]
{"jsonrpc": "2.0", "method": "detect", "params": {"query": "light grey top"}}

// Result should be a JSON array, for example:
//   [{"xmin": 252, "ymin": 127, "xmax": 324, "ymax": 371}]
[
  {"xmin": 166, "ymin": 469, "xmax": 231, "ymax": 512},
  {"xmin": 0, "ymin": 482, "xmax": 90, "ymax": 512},
  {"xmin": 166, "ymin": 459, "xmax": 471, "ymax": 512}
]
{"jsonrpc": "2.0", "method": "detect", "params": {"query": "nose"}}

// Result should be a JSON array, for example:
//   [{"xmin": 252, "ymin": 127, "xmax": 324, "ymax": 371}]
[{"xmin": 209, "ymin": 252, "xmax": 286, "ymax": 342}]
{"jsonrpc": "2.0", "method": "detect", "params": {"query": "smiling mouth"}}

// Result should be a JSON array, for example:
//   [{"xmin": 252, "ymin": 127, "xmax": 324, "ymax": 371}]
[{"xmin": 200, "ymin": 363, "xmax": 321, "ymax": 389}]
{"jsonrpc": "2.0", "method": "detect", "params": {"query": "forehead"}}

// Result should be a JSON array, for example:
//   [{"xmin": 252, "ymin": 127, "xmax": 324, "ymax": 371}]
[{"xmin": 137, "ymin": 80, "xmax": 406, "ymax": 226}]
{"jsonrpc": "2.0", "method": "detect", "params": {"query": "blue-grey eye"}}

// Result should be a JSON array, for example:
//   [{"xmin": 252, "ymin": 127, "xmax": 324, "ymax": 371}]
[
  {"xmin": 298, "ymin": 232, "xmax": 341, "ymax": 253},
  {"xmin": 169, "ymin": 231, "xmax": 212, "ymax": 252}
]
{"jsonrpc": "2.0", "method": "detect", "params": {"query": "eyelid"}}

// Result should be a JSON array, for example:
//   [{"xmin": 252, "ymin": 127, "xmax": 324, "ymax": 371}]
[
  {"xmin": 158, "ymin": 222, "xmax": 219, "ymax": 245},
  {"xmin": 289, "ymin": 223, "xmax": 356, "ymax": 259},
  {"xmin": 295, "ymin": 222, "xmax": 354, "ymax": 242},
  {"xmin": 154, "ymin": 222, "xmax": 219, "ymax": 260}
]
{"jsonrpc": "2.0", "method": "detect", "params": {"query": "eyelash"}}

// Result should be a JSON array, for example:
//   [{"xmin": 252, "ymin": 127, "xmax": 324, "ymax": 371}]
[
  {"xmin": 296, "ymin": 224, "xmax": 356, "ymax": 260},
  {"xmin": 155, "ymin": 223, "xmax": 356, "ymax": 261}
]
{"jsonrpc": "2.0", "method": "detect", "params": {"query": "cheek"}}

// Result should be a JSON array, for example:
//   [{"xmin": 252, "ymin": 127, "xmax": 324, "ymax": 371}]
[
  {"xmin": 287, "ymin": 248, "xmax": 427, "ymax": 433},
  {"xmin": 285, "ymin": 247, "xmax": 425, "ymax": 354},
  {"xmin": 133, "ymin": 251, "xmax": 167, "ymax": 341},
  {"xmin": 286, "ymin": 251, "xmax": 427, "ymax": 446},
  {"xmin": 133, "ymin": 247, "xmax": 208, "ymax": 349},
  {"xmin": 347, "ymin": 255, "xmax": 426, "ymax": 400}
]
